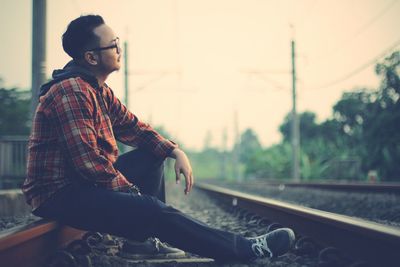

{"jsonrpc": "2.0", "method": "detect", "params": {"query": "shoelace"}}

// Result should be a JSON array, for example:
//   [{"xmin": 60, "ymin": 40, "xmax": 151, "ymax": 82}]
[
  {"xmin": 250, "ymin": 236, "xmax": 273, "ymax": 258},
  {"xmin": 148, "ymin": 237, "xmax": 162, "ymax": 251}
]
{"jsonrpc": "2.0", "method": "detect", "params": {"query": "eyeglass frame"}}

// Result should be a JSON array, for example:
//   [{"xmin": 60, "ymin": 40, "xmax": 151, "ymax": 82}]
[{"xmin": 88, "ymin": 37, "xmax": 120, "ymax": 54}]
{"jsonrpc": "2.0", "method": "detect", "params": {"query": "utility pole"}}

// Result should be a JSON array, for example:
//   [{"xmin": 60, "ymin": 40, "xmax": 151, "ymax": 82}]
[
  {"xmin": 291, "ymin": 39, "xmax": 300, "ymax": 181},
  {"xmin": 120, "ymin": 41, "xmax": 129, "ymax": 154},
  {"xmin": 220, "ymin": 128, "xmax": 228, "ymax": 180},
  {"xmin": 124, "ymin": 41, "xmax": 129, "ymax": 108},
  {"xmin": 233, "ymin": 110, "xmax": 241, "ymax": 181},
  {"xmin": 31, "ymin": 0, "xmax": 46, "ymax": 117}
]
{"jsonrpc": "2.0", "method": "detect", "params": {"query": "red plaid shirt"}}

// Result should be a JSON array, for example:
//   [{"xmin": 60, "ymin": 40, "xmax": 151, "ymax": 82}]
[{"xmin": 22, "ymin": 77, "xmax": 177, "ymax": 210}]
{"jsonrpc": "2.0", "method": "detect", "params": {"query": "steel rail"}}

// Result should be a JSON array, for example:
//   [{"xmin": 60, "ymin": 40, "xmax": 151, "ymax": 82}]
[
  {"xmin": 268, "ymin": 181, "xmax": 400, "ymax": 193},
  {"xmin": 226, "ymin": 179, "xmax": 400, "ymax": 194},
  {"xmin": 0, "ymin": 219, "xmax": 85, "ymax": 267},
  {"xmin": 196, "ymin": 182, "xmax": 400, "ymax": 267}
]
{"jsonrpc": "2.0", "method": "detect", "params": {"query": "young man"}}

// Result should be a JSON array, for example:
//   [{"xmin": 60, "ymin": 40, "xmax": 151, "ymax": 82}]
[{"xmin": 22, "ymin": 15, "xmax": 295, "ymax": 261}]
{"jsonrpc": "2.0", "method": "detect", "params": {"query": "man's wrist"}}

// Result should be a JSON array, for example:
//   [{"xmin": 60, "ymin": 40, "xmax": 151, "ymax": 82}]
[{"xmin": 170, "ymin": 148, "xmax": 183, "ymax": 159}]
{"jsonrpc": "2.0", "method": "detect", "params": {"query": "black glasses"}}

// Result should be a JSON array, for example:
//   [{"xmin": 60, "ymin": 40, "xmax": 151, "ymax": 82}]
[{"xmin": 89, "ymin": 37, "xmax": 120, "ymax": 54}]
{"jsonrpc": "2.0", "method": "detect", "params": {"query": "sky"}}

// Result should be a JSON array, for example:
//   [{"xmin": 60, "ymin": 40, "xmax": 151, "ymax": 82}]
[{"xmin": 1, "ymin": 0, "xmax": 399, "ymax": 150}]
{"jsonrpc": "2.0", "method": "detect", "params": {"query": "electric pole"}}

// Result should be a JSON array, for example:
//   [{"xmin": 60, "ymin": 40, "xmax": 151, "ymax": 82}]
[
  {"xmin": 220, "ymin": 128, "xmax": 228, "ymax": 180},
  {"xmin": 31, "ymin": 0, "xmax": 46, "ymax": 117},
  {"xmin": 233, "ymin": 110, "xmax": 242, "ymax": 181},
  {"xmin": 124, "ymin": 41, "xmax": 129, "ymax": 108},
  {"xmin": 291, "ymin": 39, "xmax": 300, "ymax": 181},
  {"xmin": 120, "ymin": 41, "xmax": 130, "ymax": 153}
]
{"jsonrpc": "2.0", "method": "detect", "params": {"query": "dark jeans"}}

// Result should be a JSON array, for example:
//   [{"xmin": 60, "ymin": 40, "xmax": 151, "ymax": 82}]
[{"xmin": 33, "ymin": 149, "xmax": 254, "ymax": 261}]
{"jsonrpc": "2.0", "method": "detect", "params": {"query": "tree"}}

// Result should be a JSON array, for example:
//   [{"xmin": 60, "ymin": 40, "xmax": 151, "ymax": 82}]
[
  {"xmin": 0, "ymin": 88, "xmax": 31, "ymax": 135},
  {"xmin": 279, "ymin": 111, "xmax": 320, "ymax": 144},
  {"xmin": 245, "ymin": 143, "xmax": 292, "ymax": 179},
  {"xmin": 332, "ymin": 90, "xmax": 371, "ymax": 167},
  {"xmin": 366, "ymin": 51, "xmax": 400, "ymax": 180},
  {"xmin": 239, "ymin": 128, "xmax": 262, "ymax": 165},
  {"xmin": 332, "ymin": 51, "xmax": 400, "ymax": 180},
  {"xmin": 332, "ymin": 90, "xmax": 371, "ymax": 142}
]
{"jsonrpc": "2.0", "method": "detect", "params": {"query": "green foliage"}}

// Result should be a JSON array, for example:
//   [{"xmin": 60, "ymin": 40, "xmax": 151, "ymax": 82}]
[
  {"xmin": 366, "ymin": 51, "xmax": 400, "ymax": 180},
  {"xmin": 279, "ymin": 111, "xmax": 319, "ymax": 143},
  {"xmin": 186, "ymin": 148, "xmax": 224, "ymax": 179},
  {"xmin": 299, "ymin": 138, "xmax": 332, "ymax": 180},
  {"xmin": 185, "ymin": 148, "xmax": 248, "ymax": 181},
  {"xmin": 245, "ymin": 143, "xmax": 291, "ymax": 179},
  {"xmin": 239, "ymin": 128, "xmax": 262, "ymax": 165},
  {"xmin": 327, "ymin": 51, "xmax": 400, "ymax": 180},
  {"xmin": 0, "ymin": 88, "xmax": 31, "ymax": 135}
]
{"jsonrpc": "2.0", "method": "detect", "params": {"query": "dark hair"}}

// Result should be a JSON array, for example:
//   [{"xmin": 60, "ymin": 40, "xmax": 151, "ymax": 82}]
[{"xmin": 62, "ymin": 15, "xmax": 105, "ymax": 59}]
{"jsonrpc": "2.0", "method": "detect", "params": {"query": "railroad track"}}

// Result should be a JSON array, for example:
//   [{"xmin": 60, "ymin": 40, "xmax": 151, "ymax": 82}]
[
  {"xmin": 196, "ymin": 182, "xmax": 400, "ymax": 267},
  {"xmin": 0, "ymin": 219, "xmax": 85, "ymax": 267},
  {"xmin": 209, "ymin": 179, "xmax": 400, "ymax": 194},
  {"xmin": 254, "ymin": 180, "xmax": 400, "ymax": 194}
]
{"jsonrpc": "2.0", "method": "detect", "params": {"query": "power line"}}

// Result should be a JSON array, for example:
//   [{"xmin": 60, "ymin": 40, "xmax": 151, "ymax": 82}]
[
  {"xmin": 326, "ymin": 0, "xmax": 398, "ymax": 57},
  {"xmin": 254, "ymin": 73, "xmax": 288, "ymax": 91},
  {"xmin": 350, "ymin": 0, "xmax": 397, "ymax": 40},
  {"xmin": 308, "ymin": 38, "xmax": 400, "ymax": 90},
  {"xmin": 240, "ymin": 69, "xmax": 290, "ymax": 91}
]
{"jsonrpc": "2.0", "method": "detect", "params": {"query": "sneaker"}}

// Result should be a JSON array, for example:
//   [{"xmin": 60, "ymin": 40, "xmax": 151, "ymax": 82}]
[
  {"xmin": 119, "ymin": 237, "xmax": 186, "ymax": 259},
  {"xmin": 249, "ymin": 228, "xmax": 295, "ymax": 258}
]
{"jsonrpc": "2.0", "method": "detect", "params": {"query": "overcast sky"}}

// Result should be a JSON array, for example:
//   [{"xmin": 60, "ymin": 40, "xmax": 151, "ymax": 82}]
[{"xmin": 1, "ymin": 0, "xmax": 399, "ymax": 150}]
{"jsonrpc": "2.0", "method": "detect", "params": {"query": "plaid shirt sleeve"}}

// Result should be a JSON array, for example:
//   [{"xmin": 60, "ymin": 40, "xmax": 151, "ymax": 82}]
[
  {"xmin": 50, "ymin": 79, "xmax": 132, "ymax": 191},
  {"xmin": 103, "ymin": 85, "xmax": 178, "ymax": 158}
]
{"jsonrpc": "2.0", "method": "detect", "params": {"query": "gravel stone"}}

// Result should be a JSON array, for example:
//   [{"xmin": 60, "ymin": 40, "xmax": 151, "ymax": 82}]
[{"xmin": 0, "ymin": 213, "xmax": 40, "ymax": 231}]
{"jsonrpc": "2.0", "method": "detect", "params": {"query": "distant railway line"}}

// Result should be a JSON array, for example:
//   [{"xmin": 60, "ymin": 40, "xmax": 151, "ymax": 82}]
[
  {"xmin": 244, "ymin": 179, "xmax": 400, "ymax": 193},
  {"xmin": 202, "ymin": 178, "xmax": 400, "ymax": 193}
]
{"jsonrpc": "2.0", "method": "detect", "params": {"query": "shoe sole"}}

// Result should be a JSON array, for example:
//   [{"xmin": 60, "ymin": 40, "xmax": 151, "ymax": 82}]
[
  {"xmin": 285, "ymin": 228, "xmax": 296, "ymax": 249},
  {"xmin": 118, "ymin": 251, "xmax": 186, "ymax": 259}
]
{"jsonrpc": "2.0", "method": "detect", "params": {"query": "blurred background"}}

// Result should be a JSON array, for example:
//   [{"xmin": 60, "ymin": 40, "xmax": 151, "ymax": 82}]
[{"xmin": 1, "ymin": 0, "xmax": 399, "ymax": 188}]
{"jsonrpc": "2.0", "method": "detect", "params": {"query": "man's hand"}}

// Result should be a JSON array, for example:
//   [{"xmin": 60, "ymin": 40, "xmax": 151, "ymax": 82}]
[{"xmin": 170, "ymin": 148, "xmax": 194, "ymax": 195}]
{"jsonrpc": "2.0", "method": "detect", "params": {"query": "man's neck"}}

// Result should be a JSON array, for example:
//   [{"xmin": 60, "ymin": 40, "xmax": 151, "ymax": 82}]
[
  {"xmin": 75, "ymin": 60, "xmax": 109, "ymax": 87},
  {"xmin": 93, "ymin": 72, "xmax": 108, "ymax": 87}
]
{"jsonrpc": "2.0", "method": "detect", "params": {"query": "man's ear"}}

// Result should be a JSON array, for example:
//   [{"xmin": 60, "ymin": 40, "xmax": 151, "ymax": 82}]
[{"xmin": 83, "ymin": 51, "xmax": 99, "ymax": 66}]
